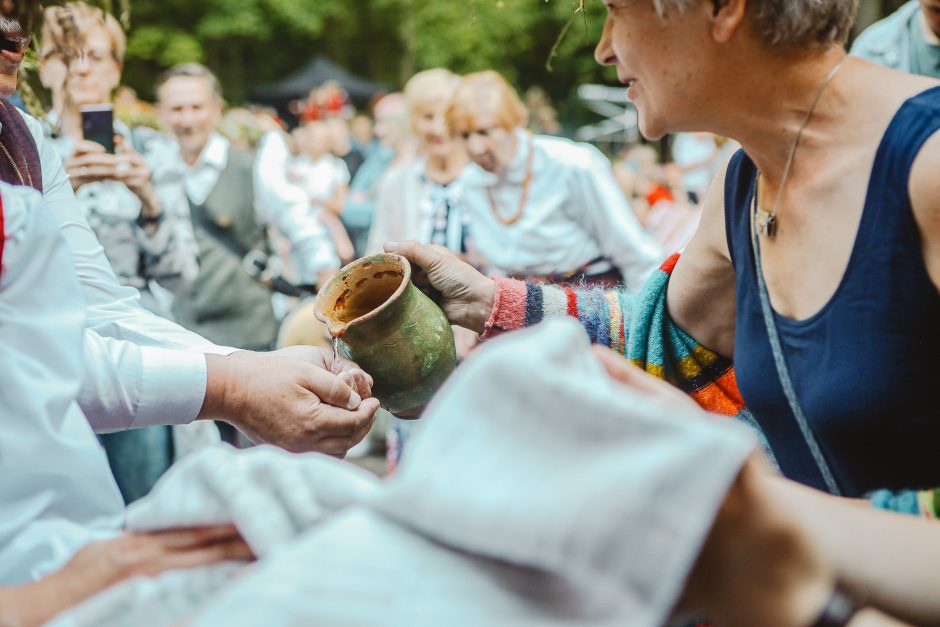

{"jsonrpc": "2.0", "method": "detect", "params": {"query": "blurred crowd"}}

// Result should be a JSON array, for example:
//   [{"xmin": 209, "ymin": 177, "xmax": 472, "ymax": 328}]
[
  {"xmin": 4, "ymin": 0, "xmax": 940, "ymax": 624},
  {"xmin": 32, "ymin": 0, "xmax": 736, "ymax": 475}
]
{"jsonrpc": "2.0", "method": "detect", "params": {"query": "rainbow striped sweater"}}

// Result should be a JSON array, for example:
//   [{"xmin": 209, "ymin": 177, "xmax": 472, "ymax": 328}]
[{"xmin": 481, "ymin": 253, "xmax": 939, "ymax": 520}]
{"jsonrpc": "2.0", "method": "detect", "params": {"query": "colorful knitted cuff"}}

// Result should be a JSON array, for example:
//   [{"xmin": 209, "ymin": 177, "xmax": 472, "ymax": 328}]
[
  {"xmin": 481, "ymin": 276, "xmax": 529, "ymax": 339},
  {"xmin": 481, "ymin": 277, "xmax": 584, "ymax": 339}
]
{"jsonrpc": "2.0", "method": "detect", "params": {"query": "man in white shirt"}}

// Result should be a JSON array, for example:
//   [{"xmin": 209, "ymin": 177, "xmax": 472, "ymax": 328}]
[
  {"xmin": 152, "ymin": 63, "xmax": 340, "ymax": 350},
  {"xmin": 0, "ymin": 19, "xmax": 378, "ymax": 457},
  {"xmin": 0, "ymin": 180, "xmax": 251, "ymax": 589},
  {"xmin": 447, "ymin": 71, "xmax": 662, "ymax": 290}
]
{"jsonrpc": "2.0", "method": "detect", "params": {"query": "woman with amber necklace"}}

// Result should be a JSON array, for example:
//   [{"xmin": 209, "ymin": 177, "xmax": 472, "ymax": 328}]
[
  {"xmin": 385, "ymin": 0, "xmax": 940, "ymax": 623},
  {"xmin": 448, "ymin": 70, "xmax": 662, "ymax": 290}
]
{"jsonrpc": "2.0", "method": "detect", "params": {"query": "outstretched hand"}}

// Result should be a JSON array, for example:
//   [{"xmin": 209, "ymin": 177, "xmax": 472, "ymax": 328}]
[
  {"xmin": 272, "ymin": 345, "xmax": 374, "ymax": 401},
  {"xmin": 1, "ymin": 525, "xmax": 253, "ymax": 626},
  {"xmin": 383, "ymin": 240, "xmax": 496, "ymax": 334},
  {"xmin": 200, "ymin": 351, "xmax": 380, "ymax": 457}
]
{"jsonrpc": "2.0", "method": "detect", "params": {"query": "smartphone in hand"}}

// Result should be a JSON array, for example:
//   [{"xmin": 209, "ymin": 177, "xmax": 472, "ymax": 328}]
[{"xmin": 80, "ymin": 104, "xmax": 115, "ymax": 153}]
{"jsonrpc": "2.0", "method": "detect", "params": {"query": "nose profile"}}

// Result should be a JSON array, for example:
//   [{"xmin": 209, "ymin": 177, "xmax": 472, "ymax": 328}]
[{"xmin": 594, "ymin": 18, "xmax": 616, "ymax": 66}]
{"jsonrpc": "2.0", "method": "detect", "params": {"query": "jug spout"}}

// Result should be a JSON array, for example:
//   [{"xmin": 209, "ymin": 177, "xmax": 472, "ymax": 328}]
[{"xmin": 326, "ymin": 322, "xmax": 347, "ymax": 339}]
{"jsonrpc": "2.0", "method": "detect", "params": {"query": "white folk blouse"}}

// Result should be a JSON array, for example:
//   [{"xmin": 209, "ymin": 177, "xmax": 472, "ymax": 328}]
[{"xmin": 462, "ymin": 130, "xmax": 663, "ymax": 290}]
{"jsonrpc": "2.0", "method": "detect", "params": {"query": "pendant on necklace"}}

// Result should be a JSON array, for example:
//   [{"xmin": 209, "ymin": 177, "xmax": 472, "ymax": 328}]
[{"xmin": 755, "ymin": 208, "xmax": 777, "ymax": 238}]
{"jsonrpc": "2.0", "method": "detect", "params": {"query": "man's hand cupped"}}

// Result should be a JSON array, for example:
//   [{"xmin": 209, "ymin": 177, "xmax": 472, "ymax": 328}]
[{"xmin": 200, "ymin": 350, "xmax": 380, "ymax": 457}]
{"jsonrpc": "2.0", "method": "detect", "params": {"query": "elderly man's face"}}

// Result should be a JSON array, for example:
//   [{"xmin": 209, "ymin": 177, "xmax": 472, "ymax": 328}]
[
  {"xmin": 594, "ymin": 0, "xmax": 715, "ymax": 140},
  {"xmin": 921, "ymin": 0, "xmax": 940, "ymax": 38},
  {"xmin": 157, "ymin": 76, "xmax": 222, "ymax": 160}
]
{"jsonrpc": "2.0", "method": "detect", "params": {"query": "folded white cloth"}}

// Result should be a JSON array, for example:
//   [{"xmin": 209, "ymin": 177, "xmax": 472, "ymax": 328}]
[
  {"xmin": 126, "ymin": 444, "xmax": 380, "ymax": 557},
  {"xmin": 170, "ymin": 420, "xmax": 222, "ymax": 462},
  {"xmin": 52, "ymin": 318, "xmax": 753, "ymax": 627}
]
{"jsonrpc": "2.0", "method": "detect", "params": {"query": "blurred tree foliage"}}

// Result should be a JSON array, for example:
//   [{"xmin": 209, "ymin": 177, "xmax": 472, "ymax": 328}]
[
  {"xmin": 22, "ymin": 0, "xmax": 905, "ymax": 119},
  {"xmin": 113, "ymin": 0, "xmax": 614, "ymax": 107}
]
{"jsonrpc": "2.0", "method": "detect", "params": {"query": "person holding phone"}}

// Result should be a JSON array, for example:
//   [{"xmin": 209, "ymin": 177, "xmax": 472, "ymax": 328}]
[
  {"xmin": 39, "ymin": 3, "xmax": 197, "ymax": 318},
  {"xmin": 38, "ymin": 2, "xmax": 206, "ymax": 505}
]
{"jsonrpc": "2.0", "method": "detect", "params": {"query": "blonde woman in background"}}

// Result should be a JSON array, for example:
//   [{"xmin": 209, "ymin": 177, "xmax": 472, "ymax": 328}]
[
  {"xmin": 365, "ymin": 68, "xmax": 474, "ymax": 467},
  {"xmin": 38, "ymin": 2, "xmax": 211, "ymax": 505},
  {"xmin": 366, "ymin": 68, "xmax": 471, "ymax": 255}
]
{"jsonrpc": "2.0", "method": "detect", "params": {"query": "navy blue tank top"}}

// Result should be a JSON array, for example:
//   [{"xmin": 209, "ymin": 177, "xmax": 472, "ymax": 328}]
[{"xmin": 725, "ymin": 86, "xmax": 940, "ymax": 496}]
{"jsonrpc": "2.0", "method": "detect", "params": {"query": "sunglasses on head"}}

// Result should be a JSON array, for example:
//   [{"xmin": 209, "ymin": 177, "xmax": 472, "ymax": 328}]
[{"xmin": 0, "ymin": 31, "xmax": 31, "ymax": 54}]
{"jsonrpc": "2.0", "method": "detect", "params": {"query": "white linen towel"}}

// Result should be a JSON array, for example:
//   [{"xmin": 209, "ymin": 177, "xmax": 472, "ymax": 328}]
[{"xmin": 51, "ymin": 318, "xmax": 753, "ymax": 627}]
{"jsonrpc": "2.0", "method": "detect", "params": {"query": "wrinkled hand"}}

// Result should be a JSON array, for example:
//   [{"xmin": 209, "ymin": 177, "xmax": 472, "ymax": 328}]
[
  {"xmin": 11, "ymin": 525, "xmax": 253, "ymax": 626},
  {"xmin": 676, "ymin": 459, "xmax": 834, "ymax": 627},
  {"xmin": 384, "ymin": 240, "xmax": 495, "ymax": 334},
  {"xmin": 66, "ymin": 139, "xmax": 161, "ymax": 217},
  {"xmin": 270, "ymin": 345, "xmax": 373, "ymax": 400},
  {"xmin": 114, "ymin": 137, "xmax": 160, "ymax": 215},
  {"xmin": 65, "ymin": 139, "xmax": 122, "ymax": 190},
  {"xmin": 200, "ymin": 351, "xmax": 380, "ymax": 456}
]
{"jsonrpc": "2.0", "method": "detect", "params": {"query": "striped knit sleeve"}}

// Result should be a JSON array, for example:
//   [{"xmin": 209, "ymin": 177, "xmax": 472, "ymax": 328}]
[
  {"xmin": 869, "ymin": 488, "xmax": 940, "ymax": 519},
  {"xmin": 481, "ymin": 256, "xmax": 683, "ymax": 347},
  {"xmin": 481, "ymin": 277, "xmax": 629, "ymax": 348}
]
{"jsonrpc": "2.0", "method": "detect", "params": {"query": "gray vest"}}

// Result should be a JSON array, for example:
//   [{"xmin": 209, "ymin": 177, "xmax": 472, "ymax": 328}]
[{"xmin": 172, "ymin": 148, "xmax": 278, "ymax": 349}]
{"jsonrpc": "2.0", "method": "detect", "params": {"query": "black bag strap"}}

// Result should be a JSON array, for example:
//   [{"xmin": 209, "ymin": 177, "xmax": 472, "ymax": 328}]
[{"xmin": 189, "ymin": 199, "xmax": 317, "ymax": 299}]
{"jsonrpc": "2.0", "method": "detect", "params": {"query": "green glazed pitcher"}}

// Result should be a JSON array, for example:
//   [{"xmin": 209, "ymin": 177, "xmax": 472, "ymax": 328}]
[{"xmin": 314, "ymin": 253, "xmax": 456, "ymax": 415}]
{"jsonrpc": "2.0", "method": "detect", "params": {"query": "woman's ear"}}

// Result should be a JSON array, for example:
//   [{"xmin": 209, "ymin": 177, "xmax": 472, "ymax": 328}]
[{"xmin": 711, "ymin": 0, "xmax": 747, "ymax": 44}]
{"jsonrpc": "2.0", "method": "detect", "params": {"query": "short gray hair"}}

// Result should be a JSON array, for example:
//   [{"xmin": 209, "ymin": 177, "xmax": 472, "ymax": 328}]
[
  {"xmin": 652, "ymin": 0, "xmax": 858, "ymax": 48},
  {"xmin": 156, "ymin": 63, "xmax": 224, "ymax": 103}
]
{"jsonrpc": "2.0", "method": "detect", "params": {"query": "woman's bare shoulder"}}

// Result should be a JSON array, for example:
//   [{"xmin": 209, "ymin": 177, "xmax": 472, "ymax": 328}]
[
  {"xmin": 852, "ymin": 59, "xmax": 940, "ymax": 111},
  {"xmin": 666, "ymin": 155, "xmax": 738, "ymax": 357}
]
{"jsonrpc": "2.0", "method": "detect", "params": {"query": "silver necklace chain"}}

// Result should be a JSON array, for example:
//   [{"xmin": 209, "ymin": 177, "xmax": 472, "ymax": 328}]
[{"xmin": 755, "ymin": 57, "xmax": 846, "ymax": 238}]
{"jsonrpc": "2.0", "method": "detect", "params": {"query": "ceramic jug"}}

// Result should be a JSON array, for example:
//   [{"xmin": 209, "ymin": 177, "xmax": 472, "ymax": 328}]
[{"xmin": 314, "ymin": 253, "xmax": 456, "ymax": 415}]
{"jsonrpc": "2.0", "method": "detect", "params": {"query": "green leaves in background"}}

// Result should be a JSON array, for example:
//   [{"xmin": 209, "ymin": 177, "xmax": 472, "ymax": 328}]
[{"xmin": 23, "ymin": 0, "xmax": 909, "ymax": 121}]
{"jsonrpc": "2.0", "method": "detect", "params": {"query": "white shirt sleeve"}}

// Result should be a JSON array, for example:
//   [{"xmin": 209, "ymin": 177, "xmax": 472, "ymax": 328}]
[
  {"xmin": 25, "ymin": 111, "xmax": 232, "ymax": 431},
  {"xmin": 568, "ymin": 145, "xmax": 663, "ymax": 289},
  {"xmin": 253, "ymin": 131, "xmax": 339, "ymax": 282},
  {"xmin": 79, "ymin": 331, "xmax": 209, "ymax": 432},
  {"xmin": 0, "ymin": 183, "xmax": 123, "ymax": 582}
]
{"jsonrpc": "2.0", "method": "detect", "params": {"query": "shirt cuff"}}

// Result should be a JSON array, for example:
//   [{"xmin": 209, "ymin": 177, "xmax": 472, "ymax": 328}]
[
  {"xmin": 481, "ymin": 276, "xmax": 529, "ymax": 340},
  {"xmin": 133, "ymin": 347, "xmax": 208, "ymax": 428}
]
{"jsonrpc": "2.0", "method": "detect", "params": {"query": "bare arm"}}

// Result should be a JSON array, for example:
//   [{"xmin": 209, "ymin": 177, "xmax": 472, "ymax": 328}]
[
  {"xmin": 593, "ymin": 349, "xmax": 909, "ymax": 627},
  {"xmin": 765, "ymin": 476, "xmax": 940, "ymax": 625},
  {"xmin": 666, "ymin": 157, "xmax": 738, "ymax": 358}
]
